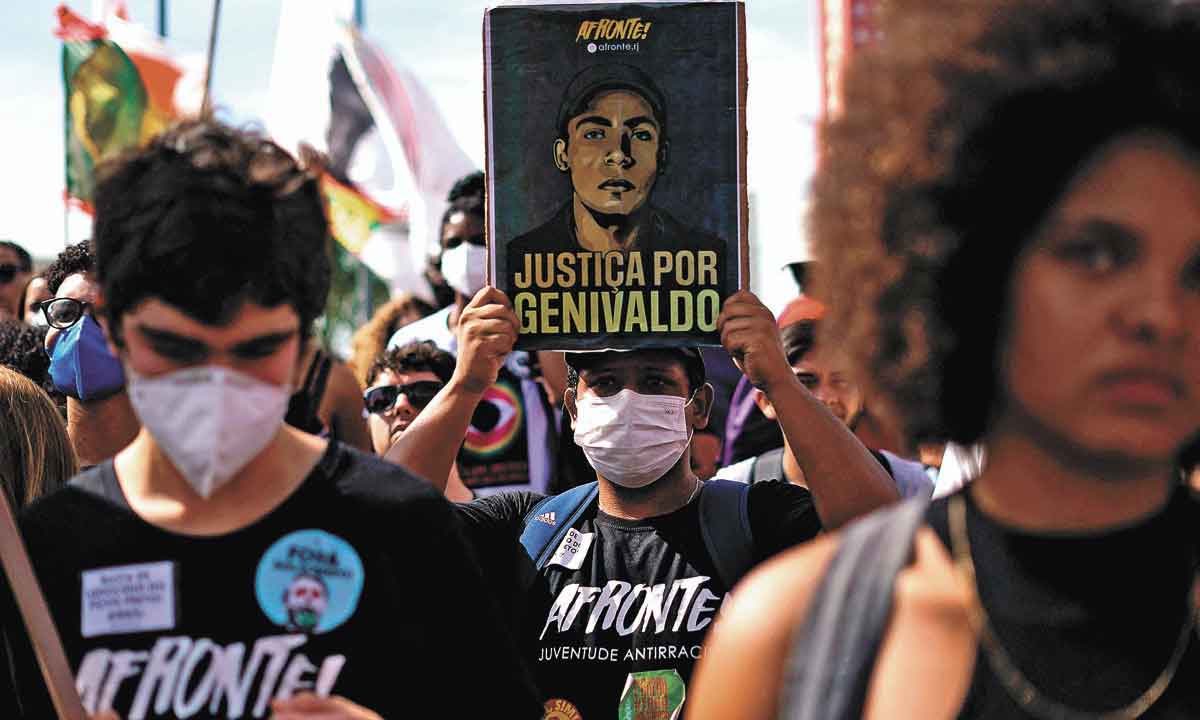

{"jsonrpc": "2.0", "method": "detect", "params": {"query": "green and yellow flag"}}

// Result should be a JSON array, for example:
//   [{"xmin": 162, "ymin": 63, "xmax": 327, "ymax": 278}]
[
  {"xmin": 56, "ymin": 5, "xmax": 190, "ymax": 212},
  {"xmin": 320, "ymin": 173, "xmax": 402, "ymax": 256}
]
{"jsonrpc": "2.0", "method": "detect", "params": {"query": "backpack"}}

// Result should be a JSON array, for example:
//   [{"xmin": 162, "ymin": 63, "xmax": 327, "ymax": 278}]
[{"xmin": 518, "ymin": 479, "xmax": 757, "ymax": 590}]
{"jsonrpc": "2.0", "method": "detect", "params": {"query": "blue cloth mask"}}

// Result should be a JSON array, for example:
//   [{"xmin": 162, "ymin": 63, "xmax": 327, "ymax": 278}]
[{"xmin": 49, "ymin": 314, "xmax": 126, "ymax": 401}]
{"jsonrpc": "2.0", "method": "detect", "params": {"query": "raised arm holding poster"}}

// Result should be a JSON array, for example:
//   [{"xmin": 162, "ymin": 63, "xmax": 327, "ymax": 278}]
[{"xmin": 485, "ymin": 1, "xmax": 748, "ymax": 351}]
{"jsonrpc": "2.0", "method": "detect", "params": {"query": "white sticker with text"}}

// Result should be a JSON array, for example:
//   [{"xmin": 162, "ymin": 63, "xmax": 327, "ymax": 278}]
[
  {"xmin": 81, "ymin": 561, "xmax": 176, "ymax": 638},
  {"xmin": 549, "ymin": 529, "xmax": 593, "ymax": 571}
]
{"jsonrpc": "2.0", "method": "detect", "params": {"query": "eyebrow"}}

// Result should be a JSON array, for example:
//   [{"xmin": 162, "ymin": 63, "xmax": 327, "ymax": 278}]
[
  {"xmin": 625, "ymin": 115, "xmax": 658, "ymax": 131},
  {"xmin": 576, "ymin": 115, "xmax": 614, "ymax": 129},
  {"xmin": 137, "ymin": 324, "xmax": 298, "ymax": 355}
]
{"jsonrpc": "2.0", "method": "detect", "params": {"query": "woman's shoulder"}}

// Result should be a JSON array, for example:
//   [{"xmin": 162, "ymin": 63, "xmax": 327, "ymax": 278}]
[{"xmin": 689, "ymin": 505, "xmax": 975, "ymax": 720}]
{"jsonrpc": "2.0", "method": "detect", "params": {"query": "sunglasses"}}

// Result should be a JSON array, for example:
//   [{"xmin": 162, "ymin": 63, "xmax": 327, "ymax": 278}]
[
  {"xmin": 36, "ymin": 297, "xmax": 92, "ymax": 330},
  {"xmin": 0, "ymin": 264, "xmax": 24, "ymax": 284},
  {"xmin": 363, "ymin": 380, "xmax": 444, "ymax": 414}
]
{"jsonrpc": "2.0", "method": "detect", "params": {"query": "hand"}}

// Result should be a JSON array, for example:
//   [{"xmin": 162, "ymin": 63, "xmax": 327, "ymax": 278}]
[
  {"xmin": 718, "ymin": 290, "xmax": 794, "ymax": 393},
  {"xmin": 91, "ymin": 712, "xmax": 121, "ymax": 720},
  {"xmin": 270, "ymin": 693, "xmax": 383, "ymax": 719},
  {"xmin": 454, "ymin": 286, "xmax": 519, "ymax": 394}
]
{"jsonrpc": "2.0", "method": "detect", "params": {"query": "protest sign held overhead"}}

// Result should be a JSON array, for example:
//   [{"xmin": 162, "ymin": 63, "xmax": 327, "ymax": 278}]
[{"xmin": 484, "ymin": 1, "xmax": 748, "ymax": 351}]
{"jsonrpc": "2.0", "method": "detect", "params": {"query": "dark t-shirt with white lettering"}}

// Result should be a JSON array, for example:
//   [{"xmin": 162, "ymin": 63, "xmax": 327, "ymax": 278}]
[
  {"xmin": 0, "ymin": 442, "xmax": 540, "ymax": 719},
  {"xmin": 457, "ymin": 479, "xmax": 821, "ymax": 719}
]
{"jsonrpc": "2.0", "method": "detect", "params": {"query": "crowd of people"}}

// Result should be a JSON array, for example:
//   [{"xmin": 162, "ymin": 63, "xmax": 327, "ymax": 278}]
[{"xmin": 0, "ymin": 0, "xmax": 1197, "ymax": 717}]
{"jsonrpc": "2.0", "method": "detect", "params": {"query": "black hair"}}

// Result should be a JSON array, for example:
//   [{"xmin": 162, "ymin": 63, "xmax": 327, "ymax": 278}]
[
  {"xmin": 814, "ymin": 0, "xmax": 1200, "ymax": 445},
  {"xmin": 440, "ymin": 171, "xmax": 485, "ymax": 229},
  {"xmin": 43, "ymin": 240, "xmax": 96, "ymax": 295},
  {"xmin": 0, "ymin": 241, "xmax": 32, "ymax": 272},
  {"xmin": 92, "ymin": 118, "xmax": 331, "ymax": 342},
  {"xmin": 781, "ymin": 321, "xmax": 818, "ymax": 367},
  {"xmin": 366, "ymin": 341, "xmax": 455, "ymax": 387},
  {"xmin": 0, "ymin": 320, "xmax": 49, "ymax": 390}
]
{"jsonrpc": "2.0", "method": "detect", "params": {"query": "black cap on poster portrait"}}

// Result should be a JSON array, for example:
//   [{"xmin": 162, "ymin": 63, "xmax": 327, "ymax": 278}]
[{"xmin": 555, "ymin": 63, "xmax": 668, "ymax": 138}]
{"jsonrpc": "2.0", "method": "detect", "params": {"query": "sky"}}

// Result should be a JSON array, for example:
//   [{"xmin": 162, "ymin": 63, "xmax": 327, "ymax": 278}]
[{"xmin": 0, "ymin": 0, "xmax": 821, "ymax": 313}]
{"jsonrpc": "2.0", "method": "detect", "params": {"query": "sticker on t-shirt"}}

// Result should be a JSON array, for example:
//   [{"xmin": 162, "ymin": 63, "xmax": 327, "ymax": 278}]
[
  {"xmin": 618, "ymin": 669, "xmax": 686, "ymax": 720},
  {"xmin": 548, "ymin": 528, "xmax": 593, "ymax": 570},
  {"xmin": 80, "ymin": 561, "xmax": 176, "ymax": 638},
  {"xmin": 543, "ymin": 697, "xmax": 583, "ymax": 719},
  {"xmin": 254, "ymin": 529, "xmax": 365, "ymax": 635}
]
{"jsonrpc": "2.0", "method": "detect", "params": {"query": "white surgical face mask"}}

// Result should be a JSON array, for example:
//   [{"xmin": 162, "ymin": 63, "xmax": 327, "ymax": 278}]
[
  {"xmin": 441, "ymin": 242, "xmax": 487, "ymax": 299},
  {"xmin": 126, "ymin": 365, "xmax": 292, "ymax": 499},
  {"xmin": 573, "ymin": 388, "xmax": 694, "ymax": 489}
]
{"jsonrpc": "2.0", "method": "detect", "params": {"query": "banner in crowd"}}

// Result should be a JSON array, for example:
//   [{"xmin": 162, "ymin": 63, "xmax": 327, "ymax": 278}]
[
  {"xmin": 56, "ymin": 4, "xmax": 200, "ymax": 215},
  {"xmin": 484, "ymin": 1, "xmax": 748, "ymax": 351},
  {"xmin": 267, "ymin": 2, "xmax": 475, "ymax": 296}
]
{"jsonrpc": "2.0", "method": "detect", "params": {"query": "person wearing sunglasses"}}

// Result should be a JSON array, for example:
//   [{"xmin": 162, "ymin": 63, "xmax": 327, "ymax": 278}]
[
  {"xmin": 363, "ymin": 341, "xmax": 473, "ymax": 502},
  {"xmin": 0, "ymin": 240, "xmax": 32, "ymax": 322},
  {"xmin": 38, "ymin": 240, "xmax": 139, "ymax": 468}
]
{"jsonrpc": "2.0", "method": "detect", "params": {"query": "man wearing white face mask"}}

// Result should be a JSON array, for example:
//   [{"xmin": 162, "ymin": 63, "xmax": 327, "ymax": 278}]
[
  {"xmin": 0, "ymin": 120, "xmax": 541, "ymax": 720},
  {"xmin": 388, "ymin": 171, "xmax": 565, "ymax": 497},
  {"xmin": 389, "ymin": 287, "xmax": 899, "ymax": 719}
]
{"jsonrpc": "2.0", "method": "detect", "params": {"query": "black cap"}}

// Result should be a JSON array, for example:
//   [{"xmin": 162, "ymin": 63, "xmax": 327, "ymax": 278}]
[{"xmin": 556, "ymin": 63, "xmax": 668, "ymax": 139}]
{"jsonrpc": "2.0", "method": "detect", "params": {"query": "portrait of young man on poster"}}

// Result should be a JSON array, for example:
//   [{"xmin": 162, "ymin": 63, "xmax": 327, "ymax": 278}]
[{"xmin": 507, "ymin": 63, "xmax": 727, "ymax": 262}]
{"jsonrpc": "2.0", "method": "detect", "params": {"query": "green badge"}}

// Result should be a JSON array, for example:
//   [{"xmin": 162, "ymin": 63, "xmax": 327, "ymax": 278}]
[{"xmin": 617, "ymin": 669, "xmax": 686, "ymax": 720}]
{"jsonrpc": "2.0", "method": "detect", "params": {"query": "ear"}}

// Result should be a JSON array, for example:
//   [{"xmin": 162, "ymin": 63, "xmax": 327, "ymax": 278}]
[
  {"xmin": 753, "ymin": 387, "xmax": 777, "ymax": 421},
  {"xmin": 657, "ymin": 138, "xmax": 670, "ymax": 175},
  {"xmin": 553, "ymin": 138, "xmax": 570, "ymax": 172},
  {"xmin": 688, "ymin": 382, "xmax": 714, "ymax": 430},
  {"xmin": 564, "ymin": 387, "xmax": 579, "ymax": 430}
]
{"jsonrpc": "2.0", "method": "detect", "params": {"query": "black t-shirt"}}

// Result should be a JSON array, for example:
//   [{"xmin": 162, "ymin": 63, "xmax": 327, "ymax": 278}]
[
  {"xmin": 926, "ymin": 489, "xmax": 1200, "ymax": 718},
  {"xmin": 457, "ymin": 479, "xmax": 821, "ymax": 719},
  {"xmin": 0, "ymin": 442, "xmax": 541, "ymax": 719}
]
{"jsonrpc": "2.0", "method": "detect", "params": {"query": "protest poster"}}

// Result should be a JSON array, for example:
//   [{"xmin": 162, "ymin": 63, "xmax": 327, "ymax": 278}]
[{"xmin": 484, "ymin": 1, "xmax": 748, "ymax": 351}]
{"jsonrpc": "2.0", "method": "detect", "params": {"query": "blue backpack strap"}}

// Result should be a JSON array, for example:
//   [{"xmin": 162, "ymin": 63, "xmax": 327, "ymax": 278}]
[
  {"xmin": 698, "ymin": 479, "xmax": 756, "ymax": 589},
  {"xmin": 519, "ymin": 482, "xmax": 599, "ymax": 571}
]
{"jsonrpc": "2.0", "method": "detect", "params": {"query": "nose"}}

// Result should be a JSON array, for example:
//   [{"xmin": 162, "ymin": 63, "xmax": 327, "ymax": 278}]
[
  {"xmin": 605, "ymin": 132, "xmax": 634, "ymax": 168},
  {"xmin": 1117, "ymin": 274, "xmax": 1189, "ymax": 348},
  {"xmin": 813, "ymin": 383, "xmax": 837, "ymax": 406},
  {"xmin": 390, "ymin": 392, "xmax": 419, "ymax": 419}
]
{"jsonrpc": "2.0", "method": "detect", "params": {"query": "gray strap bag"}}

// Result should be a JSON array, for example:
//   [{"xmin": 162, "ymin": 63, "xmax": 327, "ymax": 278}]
[{"xmin": 777, "ymin": 497, "xmax": 930, "ymax": 719}]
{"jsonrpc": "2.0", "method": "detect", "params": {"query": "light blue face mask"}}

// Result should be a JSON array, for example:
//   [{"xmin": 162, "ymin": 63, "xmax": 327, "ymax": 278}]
[{"xmin": 48, "ymin": 314, "xmax": 126, "ymax": 401}]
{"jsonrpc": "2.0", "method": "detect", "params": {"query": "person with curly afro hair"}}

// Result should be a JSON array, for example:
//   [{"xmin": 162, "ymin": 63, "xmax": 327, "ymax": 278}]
[{"xmin": 690, "ymin": 1, "xmax": 1200, "ymax": 717}]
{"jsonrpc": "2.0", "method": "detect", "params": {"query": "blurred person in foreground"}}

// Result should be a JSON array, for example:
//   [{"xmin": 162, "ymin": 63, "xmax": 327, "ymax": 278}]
[
  {"xmin": 364, "ymin": 340, "xmax": 474, "ymax": 501},
  {"xmin": 689, "ymin": 1, "xmax": 1200, "ymax": 717},
  {"xmin": 389, "ymin": 285, "xmax": 898, "ymax": 719},
  {"xmin": 38, "ymin": 240, "xmax": 139, "ymax": 467},
  {"xmin": 0, "ymin": 366, "xmax": 77, "ymax": 512},
  {"xmin": 0, "ymin": 240, "xmax": 32, "ymax": 321},
  {"xmin": 0, "ymin": 118, "xmax": 539, "ymax": 719}
]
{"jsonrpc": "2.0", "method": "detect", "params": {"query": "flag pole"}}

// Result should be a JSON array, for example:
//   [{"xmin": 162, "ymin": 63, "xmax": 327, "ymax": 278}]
[
  {"xmin": 201, "ymin": 0, "xmax": 222, "ymax": 115},
  {"xmin": 158, "ymin": 0, "xmax": 168, "ymax": 38},
  {"xmin": 354, "ymin": 0, "xmax": 371, "ymax": 328}
]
